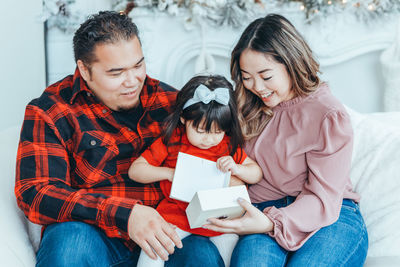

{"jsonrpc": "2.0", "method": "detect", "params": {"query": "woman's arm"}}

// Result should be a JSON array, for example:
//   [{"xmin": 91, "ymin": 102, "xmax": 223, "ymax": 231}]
[
  {"xmin": 217, "ymin": 156, "xmax": 262, "ymax": 184},
  {"xmin": 128, "ymin": 156, "xmax": 175, "ymax": 183}
]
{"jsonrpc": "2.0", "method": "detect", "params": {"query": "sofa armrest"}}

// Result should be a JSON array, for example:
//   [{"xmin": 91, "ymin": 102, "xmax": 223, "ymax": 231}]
[{"xmin": 0, "ymin": 125, "xmax": 37, "ymax": 266}]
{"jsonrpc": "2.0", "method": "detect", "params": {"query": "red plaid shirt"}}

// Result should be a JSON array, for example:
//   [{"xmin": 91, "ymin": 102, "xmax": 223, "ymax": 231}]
[{"xmin": 15, "ymin": 69, "xmax": 177, "ymax": 249}]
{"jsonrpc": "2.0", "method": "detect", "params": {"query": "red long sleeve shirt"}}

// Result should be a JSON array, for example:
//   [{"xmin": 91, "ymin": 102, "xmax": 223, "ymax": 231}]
[
  {"xmin": 15, "ymin": 69, "xmax": 177, "ymax": 250},
  {"xmin": 141, "ymin": 130, "xmax": 247, "ymax": 237}
]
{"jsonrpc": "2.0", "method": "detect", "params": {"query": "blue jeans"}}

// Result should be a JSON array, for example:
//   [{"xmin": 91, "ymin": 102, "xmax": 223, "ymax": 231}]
[
  {"xmin": 231, "ymin": 197, "xmax": 368, "ymax": 267},
  {"xmin": 36, "ymin": 221, "xmax": 224, "ymax": 267},
  {"xmin": 36, "ymin": 222, "xmax": 140, "ymax": 267},
  {"xmin": 166, "ymin": 234, "xmax": 224, "ymax": 267}
]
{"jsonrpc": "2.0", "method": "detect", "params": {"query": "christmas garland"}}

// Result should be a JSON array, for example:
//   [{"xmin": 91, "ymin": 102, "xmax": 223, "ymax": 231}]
[{"xmin": 43, "ymin": 0, "xmax": 400, "ymax": 32}]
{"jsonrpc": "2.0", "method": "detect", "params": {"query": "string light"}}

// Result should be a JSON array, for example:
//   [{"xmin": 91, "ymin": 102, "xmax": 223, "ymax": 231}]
[
  {"xmin": 44, "ymin": 0, "xmax": 400, "ymax": 33},
  {"xmin": 368, "ymin": 3, "xmax": 376, "ymax": 11}
]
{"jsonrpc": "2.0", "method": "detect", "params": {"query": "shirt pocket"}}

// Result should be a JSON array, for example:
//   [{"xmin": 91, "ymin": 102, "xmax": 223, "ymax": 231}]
[{"xmin": 72, "ymin": 131, "xmax": 120, "ymax": 187}]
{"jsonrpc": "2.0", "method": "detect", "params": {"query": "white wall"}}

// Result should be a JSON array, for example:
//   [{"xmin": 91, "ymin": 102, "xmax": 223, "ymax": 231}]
[
  {"xmin": 0, "ymin": 0, "xmax": 45, "ymax": 131},
  {"xmin": 46, "ymin": 9, "xmax": 398, "ymax": 114},
  {"xmin": 3, "ymin": 2, "xmax": 395, "ymax": 131}
]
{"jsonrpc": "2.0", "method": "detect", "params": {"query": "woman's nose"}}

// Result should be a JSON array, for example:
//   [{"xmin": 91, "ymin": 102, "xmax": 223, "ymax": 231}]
[{"xmin": 253, "ymin": 78, "xmax": 264, "ymax": 92}]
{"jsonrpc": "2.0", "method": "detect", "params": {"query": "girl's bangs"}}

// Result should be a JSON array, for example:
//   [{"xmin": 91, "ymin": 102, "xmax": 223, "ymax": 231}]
[{"xmin": 186, "ymin": 103, "xmax": 232, "ymax": 133}]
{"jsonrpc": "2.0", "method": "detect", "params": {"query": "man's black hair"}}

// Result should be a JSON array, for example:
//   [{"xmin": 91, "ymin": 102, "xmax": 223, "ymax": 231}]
[{"xmin": 73, "ymin": 11, "xmax": 139, "ymax": 66}]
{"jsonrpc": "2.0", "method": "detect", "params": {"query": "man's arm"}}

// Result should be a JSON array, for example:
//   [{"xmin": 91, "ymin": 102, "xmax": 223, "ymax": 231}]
[
  {"xmin": 16, "ymin": 102, "xmax": 182, "ymax": 259},
  {"xmin": 15, "ymin": 104, "xmax": 138, "ymax": 239}
]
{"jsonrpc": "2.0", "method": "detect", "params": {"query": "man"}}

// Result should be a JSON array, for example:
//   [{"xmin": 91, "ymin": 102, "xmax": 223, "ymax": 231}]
[{"xmin": 15, "ymin": 11, "xmax": 223, "ymax": 266}]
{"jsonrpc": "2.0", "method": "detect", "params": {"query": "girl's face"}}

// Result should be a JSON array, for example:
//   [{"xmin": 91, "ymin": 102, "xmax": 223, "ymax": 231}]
[
  {"xmin": 181, "ymin": 118, "xmax": 225, "ymax": 150},
  {"xmin": 239, "ymin": 48, "xmax": 295, "ymax": 108}
]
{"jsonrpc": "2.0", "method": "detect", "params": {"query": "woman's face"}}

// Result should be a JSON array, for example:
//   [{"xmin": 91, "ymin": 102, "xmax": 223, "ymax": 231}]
[{"xmin": 239, "ymin": 48, "xmax": 295, "ymax": 108}]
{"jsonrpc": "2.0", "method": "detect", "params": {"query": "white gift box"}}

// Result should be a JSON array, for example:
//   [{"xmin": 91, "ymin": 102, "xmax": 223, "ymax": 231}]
[
  {"xmin": 170, "ymin": 152, "xmax": 230, "ymax": 202},
  {"xmin": 185, "ymin": 185, "xmax": 251, "ymax": 229}
]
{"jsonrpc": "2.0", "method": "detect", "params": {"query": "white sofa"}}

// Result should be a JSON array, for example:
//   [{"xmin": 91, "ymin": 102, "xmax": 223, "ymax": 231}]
[{"xmin": 1, "ymin": 107, "xmax": 400, "ymax": 266}]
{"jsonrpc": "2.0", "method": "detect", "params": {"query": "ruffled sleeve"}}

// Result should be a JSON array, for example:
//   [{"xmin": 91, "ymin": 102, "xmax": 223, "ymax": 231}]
[
  {"xmin": 264, "ymin": 110, "xmax": 354, "ymax": 251},
  {"xmin": 233, "ymin": 146, "xmax": 247, "ymax": 165}
]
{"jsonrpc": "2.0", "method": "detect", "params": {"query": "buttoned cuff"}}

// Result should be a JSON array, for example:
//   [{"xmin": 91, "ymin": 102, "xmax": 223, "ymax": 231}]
[{"xmin": 97, "ymin": 196, "xmax": 141, "ymax": 240}]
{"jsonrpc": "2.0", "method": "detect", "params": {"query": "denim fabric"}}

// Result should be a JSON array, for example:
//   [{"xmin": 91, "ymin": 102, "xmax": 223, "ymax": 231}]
[
  {"xmin": 231, "ymin": 197, "xmax": 368, "ymax": 267},
  {"xmin": 36, "ymin": 222, "xmax": 140, "ymax": 267},
  {"xmin": 165, "ymin": 234, "xmax": 224, "ymax": 267}
]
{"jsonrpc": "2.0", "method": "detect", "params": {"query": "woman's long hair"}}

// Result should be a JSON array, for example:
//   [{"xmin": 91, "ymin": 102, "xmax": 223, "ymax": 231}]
[
  {"xmin": 163, "ymin": 75, "xmax": 244, "ymax": 156},
  {"xmin": 231, "ymin": 14, "xmax": 321, "ymax": 140}
]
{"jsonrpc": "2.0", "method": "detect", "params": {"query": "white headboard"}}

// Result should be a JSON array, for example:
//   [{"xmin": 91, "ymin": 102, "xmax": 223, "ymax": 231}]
[{"xmin": 46, "ymin": 10, "xmax": 399, "ymax": 113}]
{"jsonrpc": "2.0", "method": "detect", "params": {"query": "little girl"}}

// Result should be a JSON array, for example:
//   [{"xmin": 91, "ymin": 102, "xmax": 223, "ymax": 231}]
[{"xmin": 128, "ymin": 75, "xmax": 262, "ymax": 266}]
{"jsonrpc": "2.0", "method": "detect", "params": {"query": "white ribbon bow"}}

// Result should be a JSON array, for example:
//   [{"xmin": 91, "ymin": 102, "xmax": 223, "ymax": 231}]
[{"xmin": 183, "ymin": 84, "xmax": 230, "ymax": 109}]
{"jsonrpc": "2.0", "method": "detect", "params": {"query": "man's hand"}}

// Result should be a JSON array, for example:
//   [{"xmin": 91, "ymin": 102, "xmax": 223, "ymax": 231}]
[
  {"xmin": 128, "ymin": 204, "xmax": 183, "ymax": 261},
  {"xmin": 203, "ymin": 198, "xmax": 273, "ymax": 235}
]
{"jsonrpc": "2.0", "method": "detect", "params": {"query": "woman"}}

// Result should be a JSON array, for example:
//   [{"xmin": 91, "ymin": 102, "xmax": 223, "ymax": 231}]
[{"xmin": 204, "ymin": 14, "xmax": 368, "ymax": 266}]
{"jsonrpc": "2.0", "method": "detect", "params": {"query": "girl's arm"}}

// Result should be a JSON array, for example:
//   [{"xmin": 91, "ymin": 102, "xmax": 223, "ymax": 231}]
[
  {"xmin": 128, "ymin": 156, "xmax": 175, "ymax": 183},
  {"xmin": 229, "ymin": 175, "xmax": 245, "ymax": 186},
  {"xmin": 216, "ymin": 156, "xmax": 262, "ymax": 184}
]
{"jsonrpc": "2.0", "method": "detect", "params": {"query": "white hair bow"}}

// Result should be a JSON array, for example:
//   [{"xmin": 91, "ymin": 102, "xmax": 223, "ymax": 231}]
[{"xmin": 183, "ymin": 84, "xmax": 230, "ymax": 109}]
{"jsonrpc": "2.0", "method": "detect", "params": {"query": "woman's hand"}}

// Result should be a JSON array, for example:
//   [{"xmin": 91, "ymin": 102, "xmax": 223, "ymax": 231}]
[
  {"xmin": 217, "ymin": 156, "xmax": 239, "ymax": 175},
  {"xmin": 203, "ymin": 198, "xmax": 274, "ymax": 235}
]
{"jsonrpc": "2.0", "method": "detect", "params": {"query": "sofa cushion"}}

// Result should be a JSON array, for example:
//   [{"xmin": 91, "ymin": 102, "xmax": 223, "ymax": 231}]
[{"xmin": 347, "ymin": 108, "xmax": 400, "ymax": 258}]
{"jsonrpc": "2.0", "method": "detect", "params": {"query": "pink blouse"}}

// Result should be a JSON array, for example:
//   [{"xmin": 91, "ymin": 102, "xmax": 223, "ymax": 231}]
[{"xmin": 245, "ymin": 83, "xmax": 359, "ymax": 251}]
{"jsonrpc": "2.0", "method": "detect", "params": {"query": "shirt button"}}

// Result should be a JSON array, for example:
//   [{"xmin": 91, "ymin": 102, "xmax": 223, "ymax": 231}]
[
  {"xmin": 86, "ymin": 92, "xmax": 91, "ymax": 97},
  {"xmin": 102, "ymin": 109, "xmax": 107, "ymax": 114},
  {"xmin": 90, "ymin": 140, "xmax": 97, "ymax": 146}
]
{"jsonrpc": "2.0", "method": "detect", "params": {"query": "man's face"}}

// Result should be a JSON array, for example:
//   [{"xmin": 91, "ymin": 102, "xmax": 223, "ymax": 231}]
[{"xmin": 78, "ymin": 36, "xmax": 146, "ymax": 111}]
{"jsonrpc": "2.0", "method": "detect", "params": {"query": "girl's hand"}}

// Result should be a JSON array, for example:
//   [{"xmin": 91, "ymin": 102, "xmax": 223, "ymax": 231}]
[
  {"xmin": 202, "ymin": 198, "xmax": 273, "ymax": 235},
  {"xmin": 217, "ymin": 156, "xmax": 239, "ymax": 175}
]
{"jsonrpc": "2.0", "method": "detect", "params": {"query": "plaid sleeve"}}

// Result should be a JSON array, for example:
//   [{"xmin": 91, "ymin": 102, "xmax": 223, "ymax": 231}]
[{"xmin": 15, "ymin": 105, "xmax": 137, "ymax": 240}]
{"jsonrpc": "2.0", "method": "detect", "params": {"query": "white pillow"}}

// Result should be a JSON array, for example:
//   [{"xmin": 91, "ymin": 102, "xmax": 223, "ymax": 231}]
[
  {"xmin": 347, "ymin": 108, "xmax": 400, "ymax": 258},
  {"xmin": 0, "ymin": 125, "xmax": 37, "ymax": 267}
]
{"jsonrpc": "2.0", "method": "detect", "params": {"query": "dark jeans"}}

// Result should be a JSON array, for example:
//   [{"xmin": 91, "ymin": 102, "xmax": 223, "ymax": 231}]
[
  {"xmin": 36, "ymin": 221, "xmax": 224, "ymax": 267},
  {"xmin": 231, "ymin": 196, "xmax": 369, "ymax": 267},
  {"xmin": 36, "ymin": 222, "xmax": 139, "ymax": 267}
]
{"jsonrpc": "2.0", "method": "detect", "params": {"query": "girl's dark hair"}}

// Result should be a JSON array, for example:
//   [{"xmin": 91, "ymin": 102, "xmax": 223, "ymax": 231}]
[{"xmin": 163, "ymin": 75, "xmax": 244, "ymax": 156}]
